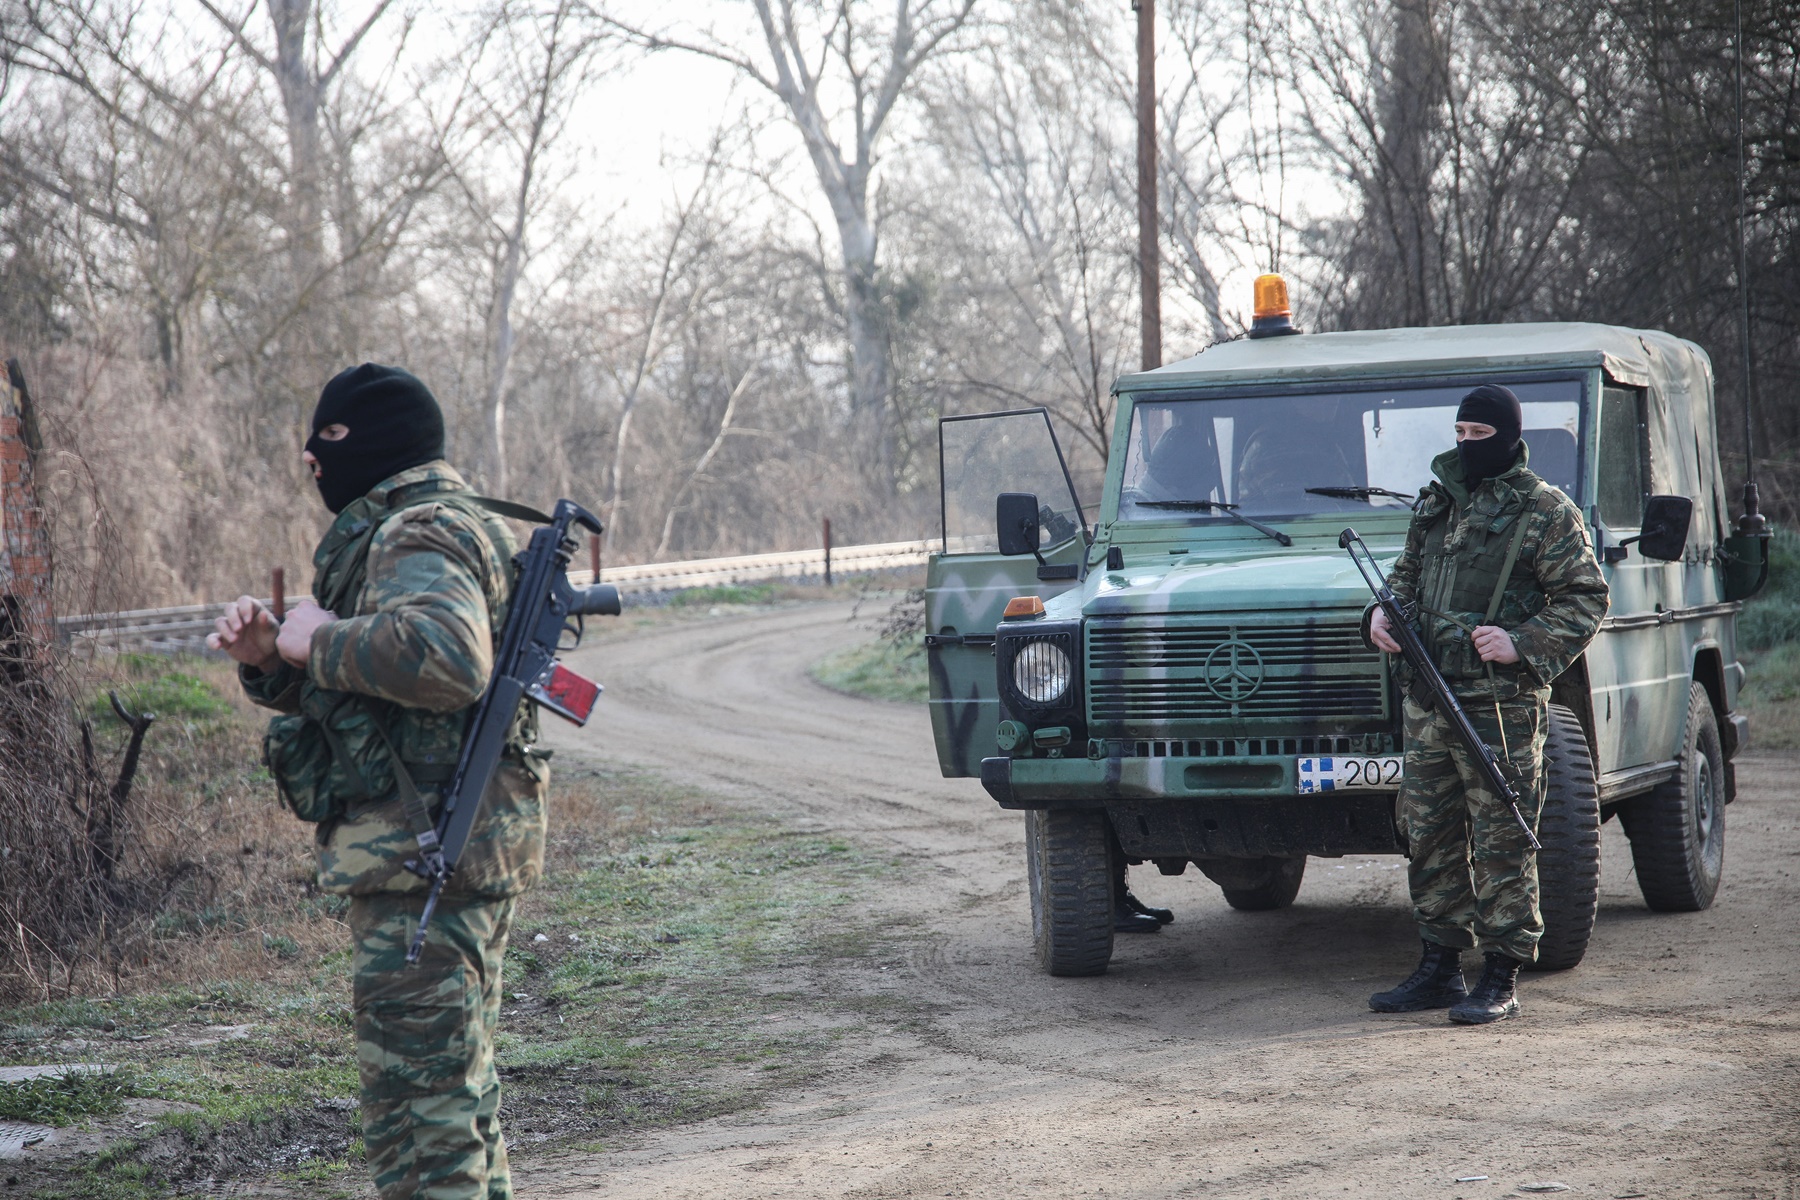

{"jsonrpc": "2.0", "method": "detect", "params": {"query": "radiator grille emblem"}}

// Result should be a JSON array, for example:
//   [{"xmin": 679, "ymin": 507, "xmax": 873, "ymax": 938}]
[{"xmin": 1202, "ymin": 639, "xmax": 1265, "ymax": 703}]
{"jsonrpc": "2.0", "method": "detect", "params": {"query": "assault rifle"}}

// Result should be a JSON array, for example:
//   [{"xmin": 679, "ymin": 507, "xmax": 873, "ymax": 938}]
[
  {"xmin": 1339, "ymin": 528, "xmax": 1541, "ymax": 851},
  {"xmin": 406, "ymin": 498, "xmax": 621, "ymax": 963}
]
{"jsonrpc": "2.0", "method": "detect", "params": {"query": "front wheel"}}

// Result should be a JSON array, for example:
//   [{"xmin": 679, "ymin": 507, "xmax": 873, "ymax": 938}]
[
  {"xmin": 1621, "ymin": 682, "xmax": 1725, "ymax": 912},
  {"xmin": 1025, "ymin": 809, "xmax": 1114, "ymax": 976},
  {"xmin": 1530, "ymin": 703, "xmax": 1602, "ymax": 971}
]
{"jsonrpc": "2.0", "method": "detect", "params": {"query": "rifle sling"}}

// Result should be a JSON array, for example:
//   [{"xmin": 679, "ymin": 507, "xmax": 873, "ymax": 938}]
[{"xmin": 359, "ymin": 707, "xmax": 440, "ymax": 849}]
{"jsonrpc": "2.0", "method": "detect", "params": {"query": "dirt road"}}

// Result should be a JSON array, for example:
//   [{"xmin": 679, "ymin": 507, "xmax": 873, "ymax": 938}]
[{"xmin": 535, "ymin": 601, "xmax": 1798, "ymax": 1199}]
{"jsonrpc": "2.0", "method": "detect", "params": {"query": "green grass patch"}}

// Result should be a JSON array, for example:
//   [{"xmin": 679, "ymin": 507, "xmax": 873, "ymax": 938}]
[
  {"xmin": 0, "ymin": 1069, "xmax": 141, "ymax": 1127},
  {"xmin": 1738, "ymin": 527, "xmax": 1800, "ymax": 652},
  {"xmin": 811, "ymin": 637, "xmax": 928, "ymax": 704},
  {"xmin": 90, "ymin": 669, "xmax": 231, "ymax": 724},
  {"xmin": 1740, "ymin": 528, "xmax": 1800, "ymax": 748},
  {"xmin": 666, "ymin": 583, "xmax": 778, "ymax": 608},
  {"xmin": 2, "ymin": 758, "xmax": 894, "ymax": 1198}
]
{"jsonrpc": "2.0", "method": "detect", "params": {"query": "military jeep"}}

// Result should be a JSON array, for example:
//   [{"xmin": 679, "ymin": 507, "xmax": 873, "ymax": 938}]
[{"xmin": 926, "ymin": 318, "xmax": 1771, "ymax": 976}]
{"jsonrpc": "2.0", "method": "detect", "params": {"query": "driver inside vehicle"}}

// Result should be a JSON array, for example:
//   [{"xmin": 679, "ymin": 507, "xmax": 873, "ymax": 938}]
[
  {"xmin": 1138, "ymin": 403, "xmax": 1224, "ymax": 502},
  {"xmin": 1236, "ymin": 399, "xmax": 1363, "ymax": 512}
]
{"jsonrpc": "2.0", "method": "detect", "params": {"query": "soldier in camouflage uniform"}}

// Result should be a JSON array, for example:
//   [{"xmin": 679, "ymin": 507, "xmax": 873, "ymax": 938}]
[
  {"xmin": 210, "ymin": 364, "xmax": 542, "ymax": 1197},
  {"xmin": 1365, "ymin": 384, "xmax": 1608, "ymax": 1024}
]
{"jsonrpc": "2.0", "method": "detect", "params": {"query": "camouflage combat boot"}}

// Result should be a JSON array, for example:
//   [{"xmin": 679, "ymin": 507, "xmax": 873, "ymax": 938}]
[
  {"xmin": 1449, "ymin": 952, "xmax": 1523, "ymax": 1024},
  {"xmin": 1369, "ymin": 940, "xmax": 1468, "ymax": 1012}
]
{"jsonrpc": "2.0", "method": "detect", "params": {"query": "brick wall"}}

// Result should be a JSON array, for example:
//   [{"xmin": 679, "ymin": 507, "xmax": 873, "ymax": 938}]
[{"xmin": 0, "ymin": 361, "xmax": 53, "ymax": 655}]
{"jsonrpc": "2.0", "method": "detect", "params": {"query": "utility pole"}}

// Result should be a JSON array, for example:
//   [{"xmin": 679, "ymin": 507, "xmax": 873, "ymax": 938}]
[{"xmin": 1135, "ymin": 0, "xmax": 1161, "ymax": 371}]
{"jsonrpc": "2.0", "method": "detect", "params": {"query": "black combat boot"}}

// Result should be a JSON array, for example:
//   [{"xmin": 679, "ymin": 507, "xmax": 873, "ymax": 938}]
[
  {"xmin": 1124, "ymin": 891, "xmax": 1174, "ymax": 926},
  {"xmin": 1111, "ymin": 834, "xmax": 1169, "ymax": 933},
  {"xmin": 1448, "ymin": 952, "xmax": 1523, "ymax": 1024},
  {"xmin": 1368, "ymin": 940, "xmax": 1468, "ymax": 1012}
]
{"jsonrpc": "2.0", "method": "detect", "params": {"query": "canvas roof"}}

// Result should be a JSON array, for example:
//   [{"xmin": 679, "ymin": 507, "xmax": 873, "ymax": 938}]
[{"xmin": 1116, "ymin": 321, "xmax": 1712, "ymax": 394}]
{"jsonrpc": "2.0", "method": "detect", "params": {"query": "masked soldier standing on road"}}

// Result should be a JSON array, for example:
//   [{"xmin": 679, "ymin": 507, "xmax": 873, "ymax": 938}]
[
  {"xmin": 209, "ymin": 364, "xmax": 545, "ymax": 1197},
  {"xmin": 1365, "ymin": 384, "xmax": 1609, "ymax": 1024}
]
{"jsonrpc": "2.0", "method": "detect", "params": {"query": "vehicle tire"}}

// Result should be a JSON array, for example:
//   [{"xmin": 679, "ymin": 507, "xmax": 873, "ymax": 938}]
[
  {"xmin": 1197, "ymin": 856, "xmax": 1307, "ymax": 911},
  {"xmin": 1529, "ymin": 703, "xmax": 1602, "ymax": 972},
  {"xmin": 1024, "ymin": 809, "xmax": 1114, "ymax": 976},
  {"xmin": 1620, "ymin": 682, "xmax": 1725, "ymax": 912}
]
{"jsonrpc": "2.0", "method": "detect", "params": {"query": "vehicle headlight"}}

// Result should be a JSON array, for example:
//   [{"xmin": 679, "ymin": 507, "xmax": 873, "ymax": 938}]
[{"xmin": 1012, "ymin": 640, "xmax": 1072, "ymax": 705}]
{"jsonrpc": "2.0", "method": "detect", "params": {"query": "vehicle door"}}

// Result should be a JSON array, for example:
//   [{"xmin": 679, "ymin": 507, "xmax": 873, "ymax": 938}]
[{"xmin": 928, "ymin": 408, "xmax": 1088, "ymax": 778}]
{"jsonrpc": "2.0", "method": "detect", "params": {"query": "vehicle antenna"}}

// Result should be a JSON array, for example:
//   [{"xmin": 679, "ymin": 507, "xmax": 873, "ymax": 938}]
[{"xmin": 1733, "ymin": 0, "xmax": 1765, "ymax": 536}]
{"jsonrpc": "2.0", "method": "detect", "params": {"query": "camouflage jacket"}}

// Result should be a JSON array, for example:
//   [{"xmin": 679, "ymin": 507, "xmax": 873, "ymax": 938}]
[
  {"xmin": 1386, "ymin": 445, "xmax": 1610, "ymax": 701},
  {"xmin": 241, "ymin": 461, "xmax": 547, "ymax": 899}
]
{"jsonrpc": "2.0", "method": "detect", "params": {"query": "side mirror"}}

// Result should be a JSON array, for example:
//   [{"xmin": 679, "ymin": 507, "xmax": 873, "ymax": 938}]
[
  {"xmin": 1621, "ymin": 494, "xmax": 1693, "ymax": 562},
  {"xmin": 996, "ymin": 492, "xmax": 1041, "ymax": 557}
]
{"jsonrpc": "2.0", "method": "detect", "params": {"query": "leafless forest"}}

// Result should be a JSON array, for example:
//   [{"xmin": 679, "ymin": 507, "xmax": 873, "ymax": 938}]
[{"xmin": 2, "ymin": 0, "xmax": 1796, "ymax": 613}]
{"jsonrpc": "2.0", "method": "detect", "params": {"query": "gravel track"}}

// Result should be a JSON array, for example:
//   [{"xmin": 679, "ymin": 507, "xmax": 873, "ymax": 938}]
[{"xmin": 533, "ymin": 600, "xmax": 1799, "ymax": 1199}]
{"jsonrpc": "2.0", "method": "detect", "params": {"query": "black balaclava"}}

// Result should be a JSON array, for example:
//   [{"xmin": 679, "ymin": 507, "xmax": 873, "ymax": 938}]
[
  {"xmin": 1455, "ymin": 383, "xmax": 1523, "ymax": 489},
  {"xmin": 306, "ymin": 364, "xmax": 446, "ymax": 513}
]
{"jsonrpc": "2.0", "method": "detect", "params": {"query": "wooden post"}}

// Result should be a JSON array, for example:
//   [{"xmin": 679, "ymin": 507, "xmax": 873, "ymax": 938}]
[
  {"xmin": 270, "ymin": 567, "xmax": 286, "ymax": 620},
  {"xmin": 823, "ymin": 518, "xmax": 833, "ymax": 587},
  {"xmin": 0, "ymin": 360, "xmax": 53, "ymax": 664},
  {"xmin": 1134, "ymin": 0, "xmax": 1161, "ymax": 371},
  {"xmin": 590, "ymin": 534, "xmax": 601, "ymax": 582}
]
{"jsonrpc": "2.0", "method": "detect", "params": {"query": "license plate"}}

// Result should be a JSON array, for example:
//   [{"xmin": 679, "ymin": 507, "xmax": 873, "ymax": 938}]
[{"xmin": 1296, "ymin": 755, "xmax": 1404, "ymax": 793}]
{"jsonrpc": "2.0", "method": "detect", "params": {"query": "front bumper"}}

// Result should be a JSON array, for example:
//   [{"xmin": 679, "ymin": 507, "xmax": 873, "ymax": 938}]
[
  {"xmin": 983, "ymin": 753, "xmax": 1341, "ymax": 806},
  {"xmin": 979, "ymin": 756, "xmax": 1405, "ymax": 857}
]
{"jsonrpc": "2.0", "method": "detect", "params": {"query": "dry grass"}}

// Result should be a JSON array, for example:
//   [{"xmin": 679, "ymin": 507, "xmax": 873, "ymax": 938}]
[{"xmin": 0, "ymin": 650, "xmax": 337, "ymax": 1001}]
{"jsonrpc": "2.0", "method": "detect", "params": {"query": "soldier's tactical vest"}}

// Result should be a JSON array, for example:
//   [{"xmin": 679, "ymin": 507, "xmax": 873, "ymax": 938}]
[
  {"xmin": 263, "ymin": 481, "xmax": 533, "ymax": 832},
  {"xmin": 1409, "ymin": 468, "xmax": 1550, "ymax": 699}
]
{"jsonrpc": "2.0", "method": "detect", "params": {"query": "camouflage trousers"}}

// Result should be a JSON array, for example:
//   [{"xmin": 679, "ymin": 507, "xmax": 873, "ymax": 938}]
[
  {"xmin": 348, "ymin": 893, "xmax": 515, "ymax": 1200},
  {"xmin": 1399, "ymin": 694, "xmax": 1547, "ymax": 962}
]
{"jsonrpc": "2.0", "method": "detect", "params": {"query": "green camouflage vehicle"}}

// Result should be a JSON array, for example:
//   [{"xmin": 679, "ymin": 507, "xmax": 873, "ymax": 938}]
[{"xmin": 926, "ymin": 316, "xmax": 1771, "ymax": 977}]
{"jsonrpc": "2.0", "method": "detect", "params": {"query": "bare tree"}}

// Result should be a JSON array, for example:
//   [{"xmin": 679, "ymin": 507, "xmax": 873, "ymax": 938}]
[
  {"xmin": 601, "ymin": 0, "xmax": 980, "ymax": 489},
  {"xmin": 927, "ymin": 36, "xmax": 1135, "ymax": 455},
  {"xmin": 1275, "ymin": 0, "xmax": 1592, "ymax": 327},
  {"xmin": 196, "ymin": 0, "xmax": 396, "ymax": 308},
  {"xmin": 446, "ymin": 0, "xmax": 607, "ymax": 494},
  {"xmin": 594, "ymin": 138, "xmax": 732, "ymax": 552}
]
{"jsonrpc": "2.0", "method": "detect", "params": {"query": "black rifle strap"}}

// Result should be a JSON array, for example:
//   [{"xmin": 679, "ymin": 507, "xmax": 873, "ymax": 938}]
[
  {"xmin": 463, "ymin": 495, "xmax": 553, "ymax": 525},
  {"xmin": 1479, "ymin": 481, "xmax": 1544, "ymax": 767},
  {"xmin": 388, "ymin": 481, "xmax": 552, "ymax": 527},
  {"xmin": 1484, "ymin": 484, "xmax": 1543, "ymax": 625},
  {"xmin": 360, "ymin": 708, "xmax": 440, "ymax": 850}
]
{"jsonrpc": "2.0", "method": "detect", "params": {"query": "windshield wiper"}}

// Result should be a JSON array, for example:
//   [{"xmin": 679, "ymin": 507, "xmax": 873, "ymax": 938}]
[
  {"xmin": 1305, "ymin": 485, "xmax": 1418, "ymax": 505},
  {"xmin": 1134, "ymin": 499, "xmax": 1293, "ymax": 546}
]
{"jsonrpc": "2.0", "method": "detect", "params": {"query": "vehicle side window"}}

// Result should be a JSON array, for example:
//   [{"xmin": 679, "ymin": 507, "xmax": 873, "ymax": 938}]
[{"xmin": 1596, "ymin": 385, "xmax": 1646, "ymax": 529}]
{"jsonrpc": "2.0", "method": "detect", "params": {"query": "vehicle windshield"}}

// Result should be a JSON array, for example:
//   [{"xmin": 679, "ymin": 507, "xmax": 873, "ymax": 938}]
[{"xmin": 1118, "ymin": 380, "xmax": 1582, "ymax": 522}]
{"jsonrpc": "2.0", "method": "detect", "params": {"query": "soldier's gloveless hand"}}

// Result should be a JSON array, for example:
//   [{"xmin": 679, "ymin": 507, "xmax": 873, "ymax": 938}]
[
  {"xmin": 1369, "ymin": 606, "xmax": 1402, "ymax": 654},
  {"xmin": 277, "ymin": 599, "xmax": 337, "ymax": 668},
  {"xmin": 1471, "ymin": 625, "xmax": 1520, "ymax": 665},
  {"xmin": 208, "ymin": 595, "xmax": 281, "ymax": 673}
]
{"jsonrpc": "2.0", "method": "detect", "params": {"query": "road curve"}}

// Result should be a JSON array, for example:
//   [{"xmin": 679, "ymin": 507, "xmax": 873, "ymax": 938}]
[{"xmin": 534, "ymin": 601, "xmax": 1798, "ymax": 1200}]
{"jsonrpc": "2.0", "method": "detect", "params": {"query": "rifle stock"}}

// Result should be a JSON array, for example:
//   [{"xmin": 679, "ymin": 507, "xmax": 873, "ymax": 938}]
[
  {"xmin": 406, "ymin": 499, "xmax": 617, "ymax": 963},
  {"xmin": 1339, "ymin": 528, "xmax": 1541, "ymax": 852}
]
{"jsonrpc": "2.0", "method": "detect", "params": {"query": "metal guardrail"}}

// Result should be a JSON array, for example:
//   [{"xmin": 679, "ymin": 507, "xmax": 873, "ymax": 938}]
[{"xmin": 56, "ymin": 539, "xmax": 934, "ymax": 652}]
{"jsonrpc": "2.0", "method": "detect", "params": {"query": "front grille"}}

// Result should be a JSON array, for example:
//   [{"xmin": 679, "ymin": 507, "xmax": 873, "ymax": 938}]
[
  {"xmin": 1086, "ymin": 619, "xmax": 1385, "ymax": 728},
  {"xmin": 1097, "ymin": 735, "xmax": 1384, "ymax": 759}
]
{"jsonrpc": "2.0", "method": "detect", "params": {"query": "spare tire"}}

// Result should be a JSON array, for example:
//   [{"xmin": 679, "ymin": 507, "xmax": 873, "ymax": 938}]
[{"xmin": 1197, "ymin": 856, "xmax": 1307, "ymax": 911}]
